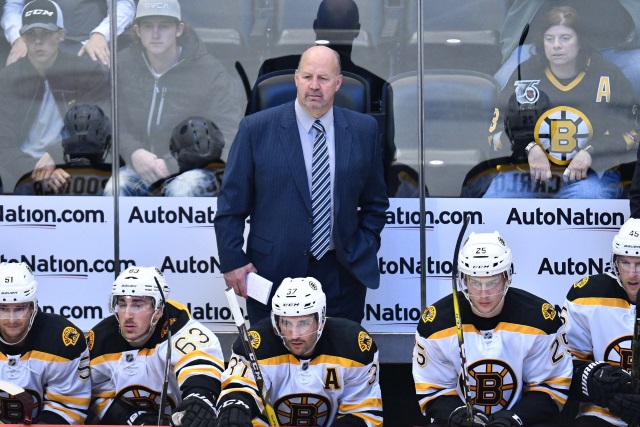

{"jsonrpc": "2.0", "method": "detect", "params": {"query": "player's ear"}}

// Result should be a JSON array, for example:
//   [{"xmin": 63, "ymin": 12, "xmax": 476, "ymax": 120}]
[{"xmin": 176, "ymin": 22, "xmax": 184, "ymax": 37}]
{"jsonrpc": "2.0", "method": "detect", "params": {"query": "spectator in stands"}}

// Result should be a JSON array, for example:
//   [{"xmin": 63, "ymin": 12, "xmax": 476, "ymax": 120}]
[
  {"xmin": 104, "ymin": 0, "xmax": 244, "ymax": 197},
  {"xmin": 0, "ymin": 0, "xmax": 110, "ymax": 194},
  {"xmin": 496, "ymin": 0, "xmax": 640, "ymax": 97},
  {"xmin": 2, "ymin": 0, "xmax": 135, "ymax": 66},
  {"xmin": 257, "ymin": 0, "xmax": 385, "ymax": 112},
  {"xmin": 483, "ymin": 6, "xmax": 637, "ymax": 199}
]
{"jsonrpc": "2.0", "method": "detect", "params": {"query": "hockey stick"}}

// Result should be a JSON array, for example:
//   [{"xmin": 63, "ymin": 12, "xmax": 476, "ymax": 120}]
[
  {"xmin": 0, "ymin": 379, "xmax": 33, "ymax": 424},
  {"xmin": 155, "ymin": 277, "xmax": 172, "ymax": 426},
  {"xmin": 224, "ymin": 287, "xmax": 279, "ymax": 426},
  {"xmin": 451, "ymin": 214, "xmax": 473, "ymax": 421},
  {"xmin": 632, "ymin": 297, "xmax": 640, "ymax": 393}
]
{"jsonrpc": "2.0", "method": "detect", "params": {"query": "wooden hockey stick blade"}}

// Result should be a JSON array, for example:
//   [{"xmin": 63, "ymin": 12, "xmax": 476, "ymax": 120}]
[{"xmin": 0, "ymin": 379, "xmax": 32, "ymax": 424}]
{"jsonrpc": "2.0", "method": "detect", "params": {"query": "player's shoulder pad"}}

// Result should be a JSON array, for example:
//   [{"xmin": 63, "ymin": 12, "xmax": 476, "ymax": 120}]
[
  {"xmin": 86, "ymin": 315, "xmax": 125, "ymax": 358},
  {"xmin": 30, "ymin": 311, "xmax": 87, "ymax": 359},
  {"xmin": 565, "ymin": 274, "xmax": 620, "ymax": 301},
  {"xmin": 231, "ymin": 317, "xmax": 289, "ymax": 361},
  {"xmin": 315, "ymin": 318, "xmax": 377, "ymax": 365},
  {"xmin": 503, "ymin": 288, "xmax": 561, "ymax": 334},
  {"xmin": 163, "ymin": 300, "xmax": 191, "ymax": 334},
  {"xmin": 416, "ymin": 294, "xmax": 457, "ymax": 339}
]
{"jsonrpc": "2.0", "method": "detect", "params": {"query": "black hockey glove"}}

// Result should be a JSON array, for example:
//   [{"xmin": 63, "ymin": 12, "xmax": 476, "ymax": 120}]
[
  {"xmin": 171, "ymin": 392, "xmax": 217, "ymax": 427},
  {"xmin": 448, "ymin": 406, "xmax": 489, "ymax": 427},
  {"xmin": 487, "ymin": 410, "xmax": 523, "ymax": 427},
  {"xmin": 101, "ymin": 398, "xmax": 165, "ymax": 426},
  {"xmin": 581, "ymin": 361, "xmax": 631, "ymax": 406},
  {"xmin": 608, "ymin": 392, "xmax": 640, "ymax": 426},
  {"xmin": 216, "ymin": 399, "xmax": 253, "ymax": 427}
]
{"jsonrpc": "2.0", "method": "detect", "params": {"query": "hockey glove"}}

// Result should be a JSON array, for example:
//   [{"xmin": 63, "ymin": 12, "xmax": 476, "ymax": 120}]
[
  {"xmin": 608, "ymin": 392, "xmax": 640, "ymax": 426},
  {"xmin": 171, "ymin": 392, "xmax": 217, "ymax": 427},
  {"xmin": 216, "ymin": 399, "xmax": 253, "ymax": 427},
  {"xmin": 101, "ymin": 398, "xmax": 165, "ymax": 426},
  {"xmin": 448, "ymin": 406, "xmax": 489, "ymax": 427},
  {"xmin": 487, "ymin": 410, "xmax": 523, "ymax": 427},
  {"xmin": 581, "ymin": 361, "xmax": 631, "ymax": 406}
]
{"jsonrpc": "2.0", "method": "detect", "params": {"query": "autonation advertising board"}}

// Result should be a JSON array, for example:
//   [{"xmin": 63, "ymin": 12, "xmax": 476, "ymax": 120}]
[{"xmin": 0, "ymin": 196, "xmax": 627, "ymax": 333}]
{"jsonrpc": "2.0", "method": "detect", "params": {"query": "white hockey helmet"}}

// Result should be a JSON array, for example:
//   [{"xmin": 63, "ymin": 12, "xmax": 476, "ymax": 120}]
[
  {"xmin": 458, "ymin": 231, "xmax": 513, "ymax": 278},
  {"xmin": 271, "ymin": 277, "xmax": 326, "ymax": 347},
  {"xmin": 110, "ymin": 266, "xmax": 170, "ymax": 313},
  {"xmin": 611, "ymin": 218, "xmax": 640, "ymax": 283},
  {"xmin": 0, "ymin": 262, "xmax": 38, "ymax": 344}
]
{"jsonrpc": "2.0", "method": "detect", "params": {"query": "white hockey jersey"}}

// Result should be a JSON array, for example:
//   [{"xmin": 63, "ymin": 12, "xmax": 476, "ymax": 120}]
[
  {"xmin": 0, "ymin": 309, "xmax": 90, "ymax": 424},
  {"xmin": 413, "ymin": 288, "xmax": 572, "ymax": 425},
  {"xmin": 563, "ymin": 273, "xmax": 636, "ymax": 426},
  {"xmin": 219, "ymin": 317, "xmax": 383, "ymax": 427},
  {"xmin": 88, "ymin": 300, "xmax": 224, "ymax": 421}
]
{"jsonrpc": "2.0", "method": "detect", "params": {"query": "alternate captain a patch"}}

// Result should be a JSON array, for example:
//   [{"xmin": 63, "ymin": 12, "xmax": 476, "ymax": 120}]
[{"xmin": 358, "ymin": 331, "xmax": 372, "ymax": 352}]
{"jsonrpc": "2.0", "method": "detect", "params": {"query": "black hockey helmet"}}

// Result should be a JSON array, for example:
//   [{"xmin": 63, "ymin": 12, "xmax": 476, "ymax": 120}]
[
  {"xmin": 170, "ymin": 117, "xmax": 225, "ymax": 173},
  {"xmin": 62, "ymin": 104, "xmax": 111, "ymax": 164}
]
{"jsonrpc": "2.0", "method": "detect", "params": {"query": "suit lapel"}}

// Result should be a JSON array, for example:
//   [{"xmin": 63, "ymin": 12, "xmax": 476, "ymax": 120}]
[
  {"xmin": 333, "ymin": 108, "xmax": 352, "ymax": 213},
  {"xmin": 279, "ymin": 103, "xmax": 313, "ymax": 214}
]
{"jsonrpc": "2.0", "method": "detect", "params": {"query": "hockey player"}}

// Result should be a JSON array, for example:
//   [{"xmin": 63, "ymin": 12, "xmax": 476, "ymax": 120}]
[
  {"xmin": 88, "ymin": 266, "xmax": 223, "ymax": 427},
  {"xmin": 216, "ymin": 277, "xmax": 383, "ymax": 427},
  {"xmin": 562, "ymin": 218, "xmax": 640, "ymax": 426},
  {"xmin": 0, "ymin": 261, "xmax": 91, "ymax": 424},
  {"xmin": 413, "ymin": 231, "xmax": 572, "ymax": 426}
]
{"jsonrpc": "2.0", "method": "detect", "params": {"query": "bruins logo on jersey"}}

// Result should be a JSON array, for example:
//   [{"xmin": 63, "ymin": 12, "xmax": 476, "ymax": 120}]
[
  {"xmin": 534, "ymin": 106, "xmax": 593, "ymax": 165},
  {"xmin": 274, "ymin": 393, "xmax": 331, "ymax": 426},
  {"xmin": 62, "ymin": 326, "xmax": 80, "ymax": 346},
  {"xmin": 465, "ymin": 359, "xmax": 518, "ymax": 416},
  {"xmin": 573, "ymin": 277, "xmax": 589, "ymax": 289},
  {"xmin": 542, "ymin": 303, "xmax": 556, "ymax": 321},
  {"xmin": 117, "ymin": 385, "xmax": 176, "ymax": 415},
  {"xmin": 358, "ymin": 331, "xmax": 372, "ymax": 352},
  {"xmin": 422, "ymin": 306, "xmax": 436, "ymax": 323},
  {"xmin": 249, "ymin": 330, "xmax": 261, "ymax": 349},
  {"xmin": 86, "ymin": 330, "xmax": 95, "ymax": 351},
  {"xmin": 604, "ymin": 335, "xmax": 634, "ymax": 373},
  {"xmin": 161, "ymin": 318, "xmax": 177, "ymax": 338}
]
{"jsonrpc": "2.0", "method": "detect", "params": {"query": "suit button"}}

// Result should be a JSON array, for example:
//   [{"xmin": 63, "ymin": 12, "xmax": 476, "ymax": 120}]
[
  {"xmin": 308, "ymin": 217, "xmax": 313, "ymax": 223},
  {"xmin": 303, "ymin": 250, "xmax": 309, "ymax": 256}
]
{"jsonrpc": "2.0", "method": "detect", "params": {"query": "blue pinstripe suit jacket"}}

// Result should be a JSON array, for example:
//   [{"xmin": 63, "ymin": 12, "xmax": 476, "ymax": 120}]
[{"xmin": 214, "ymin": 101, "xmax": 389, "ymax": 291}]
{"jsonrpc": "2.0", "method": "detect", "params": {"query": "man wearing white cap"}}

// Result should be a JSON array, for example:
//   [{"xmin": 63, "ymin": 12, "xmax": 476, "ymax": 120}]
[
  {"xmin": 0, "ymin": 0, "xmax": 110, "ymax": 194},
  {"xmin": 104, "ymin": 0, "xmax": 244, "ymax": 197}
]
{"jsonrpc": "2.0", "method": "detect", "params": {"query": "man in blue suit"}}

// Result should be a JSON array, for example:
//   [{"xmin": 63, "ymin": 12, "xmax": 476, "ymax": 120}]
[{"xmin": 214, "ymin": 45, "xmax": 389, "ymax": 324}]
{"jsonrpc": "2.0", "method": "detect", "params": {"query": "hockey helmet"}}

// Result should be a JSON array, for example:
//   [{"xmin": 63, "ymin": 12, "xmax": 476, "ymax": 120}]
[
  {"xmin": 611, "ymin": 219, "xmax": 640, "ymax": 285},
  {"xmin": 458, "ymin": 231, "xmax": 513, "ymax": 279},
  {"xmin": 110, "ymin": 266, "xmax": 169, "ymax": 313},
  {"xmin": 170, "ymin": 117, "xmax": 225, "ymax": 173},
  {"xmin": 271, "ymin": 277, "xmax": 326, "ymax": 349},
  {"xmin": 62, "ymin": 104, "xmax": 112, "ymax": 164},
  {"xmin": 0, "ymin": 262, "xmax": 38, "ymax": 344}
]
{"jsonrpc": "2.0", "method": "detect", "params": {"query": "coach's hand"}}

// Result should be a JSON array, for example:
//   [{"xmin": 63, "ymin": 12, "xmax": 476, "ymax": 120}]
[{"xmin": 448, "ymin": 406, "xmax": 489, "ymax": 427}]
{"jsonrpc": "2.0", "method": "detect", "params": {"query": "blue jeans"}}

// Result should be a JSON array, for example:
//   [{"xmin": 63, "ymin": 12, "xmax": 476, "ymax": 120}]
[
  {"xmin": 482, "ymin": 168, "xmax": 622, "ymax": 199},
  {"xmin": 103, "ymin": 166, "xmax": 220, "ymax": 197}
]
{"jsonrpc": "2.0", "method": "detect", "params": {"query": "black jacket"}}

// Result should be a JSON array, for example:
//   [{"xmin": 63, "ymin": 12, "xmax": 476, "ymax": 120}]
[{"xmin": 0, "ymin": 50, "xmax": 110, "ymax": 192}]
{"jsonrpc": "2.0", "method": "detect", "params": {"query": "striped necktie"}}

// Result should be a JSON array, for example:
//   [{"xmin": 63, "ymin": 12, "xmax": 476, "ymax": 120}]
[{"xmin": 310, "ymin": 120, "xmax": 331, "ymax": 259}]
